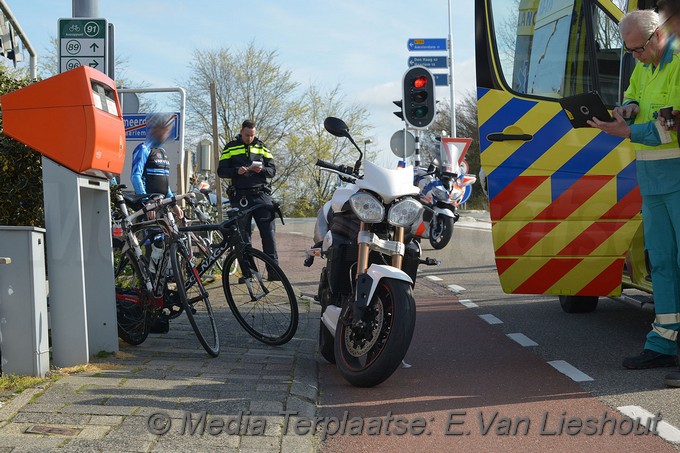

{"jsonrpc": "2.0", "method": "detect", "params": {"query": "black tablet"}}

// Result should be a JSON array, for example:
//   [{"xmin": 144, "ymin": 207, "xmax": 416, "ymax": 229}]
[{"xmin": 558, "ymin": 91, "xmax": 613, "ymax": 128}]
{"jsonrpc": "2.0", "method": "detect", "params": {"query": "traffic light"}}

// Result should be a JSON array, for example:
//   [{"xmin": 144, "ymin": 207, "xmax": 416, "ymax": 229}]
[
  {"xmin": 402, "ymin": 66, "xmax": 435, "ymax": 129},
  {"xmin": 393, "ymin": 100, "xmax": 404, "ymax": 120}
]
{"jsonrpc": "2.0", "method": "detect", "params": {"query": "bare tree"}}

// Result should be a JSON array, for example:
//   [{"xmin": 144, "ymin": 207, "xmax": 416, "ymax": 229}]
[
  {"xmin": 182, "ymin": 42, "xmax": 370, "ymax": 216},
  {"xmin": 183, "ymin": 42, "xmax": 302, "ymax": 152},
  {"xmin": 276, "ymin": 84, "xmax": 371, "ymax": 215}
]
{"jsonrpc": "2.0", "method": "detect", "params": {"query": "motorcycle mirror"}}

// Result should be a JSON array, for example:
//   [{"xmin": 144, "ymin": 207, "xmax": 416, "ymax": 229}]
[
  {"xmin": 324, "ymin": 116, "xmax": 364, "ymax": 173},
  {"xmin": 324, "ymin": 117, "xmax": 351, "ymax": 139}
]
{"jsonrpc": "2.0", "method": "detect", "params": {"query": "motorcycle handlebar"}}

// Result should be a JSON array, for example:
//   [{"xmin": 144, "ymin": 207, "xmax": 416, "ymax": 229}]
[{"xmin": 316, "ymin": 159, "xmax": 353, "ymax": 176}]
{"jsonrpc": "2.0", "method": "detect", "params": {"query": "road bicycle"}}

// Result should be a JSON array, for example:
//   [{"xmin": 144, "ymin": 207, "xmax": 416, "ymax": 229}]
[
  {"xmin": 111, "ymin": 186, "xmax": 219, "ymax": 356},
  {"xmin": 112, "ymin": 186, "xmax": 298, "ymax": 349},
  {"xmin": 178, "ymin": 201, "xmax": 299, "ymax": 346}
]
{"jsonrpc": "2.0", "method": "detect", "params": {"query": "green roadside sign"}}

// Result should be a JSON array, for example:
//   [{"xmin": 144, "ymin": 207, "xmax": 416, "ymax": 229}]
[{"xmin": 58, "ymin": 18, "xmax": 107, "ymax": 74}]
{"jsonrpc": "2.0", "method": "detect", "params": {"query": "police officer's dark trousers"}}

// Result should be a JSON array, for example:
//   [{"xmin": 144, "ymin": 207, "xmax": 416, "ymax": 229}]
[{"xmin": 231, "ymin": 189, "xmax": 278, "ymax": 266}]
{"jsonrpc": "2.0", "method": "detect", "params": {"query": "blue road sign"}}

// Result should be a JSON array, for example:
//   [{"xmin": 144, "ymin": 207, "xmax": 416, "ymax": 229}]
[
  {"xmin": 434, "ymin": 73, "xmax": 449, "ymax": 86},
  {"xmin": 407, "ymin": 38, "xmax": 447, "ymax": 51},
  {"xmin": 407, "ymin": 56, "xmax": 448, "ymax": 69}
]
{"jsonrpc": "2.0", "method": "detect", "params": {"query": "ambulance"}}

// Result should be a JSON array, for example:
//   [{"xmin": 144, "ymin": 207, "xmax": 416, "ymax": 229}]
[{"xmin": 475, "ymin": 0, "xmax": 659, "ymax": 312}]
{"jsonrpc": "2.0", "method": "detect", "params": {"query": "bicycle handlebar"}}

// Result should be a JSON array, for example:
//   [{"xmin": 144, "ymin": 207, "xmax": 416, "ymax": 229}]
[
  {"xmin": 127, "ymin": 192, "xmax": 196, "ymax": 223},
  {"xmin": 178, "ymin": 201, "xmax": 284, "ymax": 237}
]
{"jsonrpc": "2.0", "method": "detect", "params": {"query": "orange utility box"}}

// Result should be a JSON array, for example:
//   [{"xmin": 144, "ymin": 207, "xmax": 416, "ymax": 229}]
[{"xmin": 1, "ymin": 66, "xmax": 126, "ymax": 178}]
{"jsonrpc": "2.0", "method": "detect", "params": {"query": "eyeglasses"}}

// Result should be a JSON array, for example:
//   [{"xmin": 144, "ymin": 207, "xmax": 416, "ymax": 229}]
[{"xmin": 624, "ymin": 28, "xmax": 657, "ymax": 54}]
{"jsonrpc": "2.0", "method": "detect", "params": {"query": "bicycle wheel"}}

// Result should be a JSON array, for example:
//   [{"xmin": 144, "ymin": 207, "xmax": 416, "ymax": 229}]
[
  {"xmin": 171, "ymin": 241, "xmax": 220, "ymax": 357},
  {"xmin": 114, "ymin": 249, "xmax": 150, "ymax": 346},
  {"xmin": 222, "ymin": 248, "xmax": 298, "ymax": 345}
]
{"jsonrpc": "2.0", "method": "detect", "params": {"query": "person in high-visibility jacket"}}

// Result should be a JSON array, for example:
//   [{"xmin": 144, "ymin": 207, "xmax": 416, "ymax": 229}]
[
  {"xmin": 656, "ymin": 0, "xmax": 680, "ymax": 387},
  {"xmin": 217, "ymin": 120, "xmax": 278, "ymax": 270},
  {"xmin": 589, "ymin": 9, "xmax": 680, "ymax": 371}
]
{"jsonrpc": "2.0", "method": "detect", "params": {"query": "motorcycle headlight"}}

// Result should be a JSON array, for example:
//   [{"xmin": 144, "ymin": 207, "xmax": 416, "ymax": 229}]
[
  {"xmin": 432, "ymin": 186, "xmax": 450, "ymax": 201},
  {"xmin": 388, "ymin": 198, "xmax": 423, "ymax": 227},
  {"xmin": 350, "ymin": 192, "xmax": 384, "ymax": 223}
]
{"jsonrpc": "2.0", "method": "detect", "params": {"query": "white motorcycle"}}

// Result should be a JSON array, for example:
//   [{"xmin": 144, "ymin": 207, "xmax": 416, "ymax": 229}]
[
  {"xmin": 304, "ymin": 117, "xmax": 434, "ymax": 388},
  {"xmin": 413, "ymin": 159, "xmax": 477, "ymax": 249}
]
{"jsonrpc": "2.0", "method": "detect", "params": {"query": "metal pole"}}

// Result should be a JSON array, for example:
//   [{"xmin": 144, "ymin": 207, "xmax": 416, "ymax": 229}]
[
  {"xmin": 210, "ymin": 82, "xmax": 224, "ymax": 223},
  {"xmin": 72, "ymin": 0, "xmax": 99, "ymax": 17},
  {"xmin": 447, "ymin": 0, "xmax": 456, "ymax": 137},
  {"xmin": 0, "ymin": 0, "xmax": 37, "ymax": 80}
]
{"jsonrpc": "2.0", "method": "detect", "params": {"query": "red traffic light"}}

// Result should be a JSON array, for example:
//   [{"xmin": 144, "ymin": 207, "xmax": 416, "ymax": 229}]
[
  {"xmin": 401, "ymin": 66, "xmax": 435, "ymax": 129},
  {"xmin": 413, "ymin": 76, "xmax": 428, "ymax": 89}
]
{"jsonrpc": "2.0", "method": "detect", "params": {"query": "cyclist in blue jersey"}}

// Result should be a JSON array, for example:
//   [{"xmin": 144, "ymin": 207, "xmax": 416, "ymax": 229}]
[
  {"xmin": 130, "ymin": 113, "xmax": 183, "ymax": 334},
  {"xmin": 131, "ymin": 113, "xmax": 183, "ymax": 220}
]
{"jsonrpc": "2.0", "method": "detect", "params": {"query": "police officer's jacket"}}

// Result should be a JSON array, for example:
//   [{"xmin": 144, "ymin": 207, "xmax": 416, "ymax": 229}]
[{"xmin": 217, "ymin": 135, "xmax": 275, "ymax": 191}]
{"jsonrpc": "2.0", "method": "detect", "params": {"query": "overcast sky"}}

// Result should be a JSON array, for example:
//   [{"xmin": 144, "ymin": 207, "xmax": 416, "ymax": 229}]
[{"xmin": 7, "ymin": 0, "xmax": 476, "ymax": 166}]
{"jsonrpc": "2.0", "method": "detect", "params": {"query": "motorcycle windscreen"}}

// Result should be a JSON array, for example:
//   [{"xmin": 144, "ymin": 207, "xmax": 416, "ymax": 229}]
[{"xmin": 475, "ymin": 0, "xmax": 642, "ymax": 297}]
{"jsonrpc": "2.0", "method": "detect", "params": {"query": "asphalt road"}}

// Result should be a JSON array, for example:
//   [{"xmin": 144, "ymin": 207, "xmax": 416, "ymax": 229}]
[{"xmin": 279, "ymin": 213, "xmax": 680, "ymax": 451}]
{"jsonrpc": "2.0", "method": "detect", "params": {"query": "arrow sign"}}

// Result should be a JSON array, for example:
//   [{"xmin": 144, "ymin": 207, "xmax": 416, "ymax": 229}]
[
  {"xmin": 407, "ymin": 56, "xmax": 448, "ymax": 69},
  {"xmin": 407, "ymin": 38, "xmax": 447, "ymax": 51}
]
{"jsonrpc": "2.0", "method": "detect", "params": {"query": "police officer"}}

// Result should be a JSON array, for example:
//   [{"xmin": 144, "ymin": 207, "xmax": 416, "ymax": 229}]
[{"xmin": 218, "ymin": 120, "xmax": 278, "ymax": 268}]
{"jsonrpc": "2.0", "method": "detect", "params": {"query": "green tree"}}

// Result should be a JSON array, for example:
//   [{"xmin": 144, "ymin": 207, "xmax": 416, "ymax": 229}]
[{"xmin": 0, "ymin": 66, "xmax": 44, "ymax": 227}]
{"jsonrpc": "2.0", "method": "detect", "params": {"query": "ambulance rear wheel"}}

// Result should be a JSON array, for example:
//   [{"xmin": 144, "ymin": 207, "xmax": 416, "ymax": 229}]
[{"xmin": 559, "ymin": 295, "xmax": 598, "ymax": 313}]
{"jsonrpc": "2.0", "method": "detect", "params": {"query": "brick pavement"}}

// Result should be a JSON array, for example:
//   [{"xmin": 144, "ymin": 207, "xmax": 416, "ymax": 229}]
[{"xmin": 0, "ymin": 226, "xmax": 450, "ymax": 452}]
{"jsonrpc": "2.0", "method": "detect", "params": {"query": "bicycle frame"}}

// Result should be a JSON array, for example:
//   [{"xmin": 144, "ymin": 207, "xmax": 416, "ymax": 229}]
[
  {"xmin": 178, "ymin": 203, "xmax": 284, "ymax": 294},
  {"xmin": 112, "ymin": 189, "xmax": 197, "ymax": 299}
]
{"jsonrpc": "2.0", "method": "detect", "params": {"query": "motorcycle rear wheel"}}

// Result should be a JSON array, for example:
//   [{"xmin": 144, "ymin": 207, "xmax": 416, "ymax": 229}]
[
  {"xmin": 334, "ymin": 279, "xmax": 416, "ymax": 387},
  {"xmin": 429, "ymin": 215, "xmax": 454, "ymax": 250}
]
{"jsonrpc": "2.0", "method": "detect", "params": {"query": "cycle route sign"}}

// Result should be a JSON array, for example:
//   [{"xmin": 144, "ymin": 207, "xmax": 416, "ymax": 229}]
[{"xmin": 58, "ymin": 18, "xmax": 107, "ymax": 74}]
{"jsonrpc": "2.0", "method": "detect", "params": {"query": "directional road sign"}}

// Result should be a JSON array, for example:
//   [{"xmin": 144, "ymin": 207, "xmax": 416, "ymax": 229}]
[
  {"xmin": 58, "ymin": 18, "xmax": 107, "ymax": 74},
  {"xmin": 434, "ymin": 73, "xmax": 449, "ymax": 86},
  {"xmin": 407, "ymin": 56, "xmax": 448, "ymax": 69},
  {"xmin": 407, "ymin": 38, "xmax": 447, "ymax": 51}
]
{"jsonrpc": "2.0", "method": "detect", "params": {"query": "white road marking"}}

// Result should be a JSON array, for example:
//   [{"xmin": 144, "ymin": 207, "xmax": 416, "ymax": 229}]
[
  {"xmin": 447, "ymin": 284, "xmax": 466, "ymax": 294},
  {"xmin": 507, "ymin": 332, "xmax": 538, "ymax": 347},
  {"xmin": 547, "ymin": 360, "xmax": 593, "ymax": 382},
  {"xmin": 617, "ymin": 405, "xmax": 680, "ymax": 443},
  {"xmin": 425, "ymin": 275, "xmax": 443, "ymax": 282},
  {"xmin": 459, "ymin": 299, "xmax": 478, "ymax": 308},
  {"xmin": 479, "ymin": 314, "xmax": 503, "ymax": 325}
]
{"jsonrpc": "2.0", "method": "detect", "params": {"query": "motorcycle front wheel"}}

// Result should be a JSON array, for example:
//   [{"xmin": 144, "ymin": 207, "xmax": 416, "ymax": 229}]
[
  {"xmin": 429, "ymin": 215, "xmax": 454, "ymax": 250},
  {"xmin": 334, "ymin": 279, "xmax": 416, "ymax": 387}
]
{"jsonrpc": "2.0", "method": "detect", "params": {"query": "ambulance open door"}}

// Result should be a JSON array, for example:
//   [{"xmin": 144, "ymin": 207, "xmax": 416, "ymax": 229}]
[{"xmin": 474, "ymin": 0, "xmax": 644, "ymax": 301}]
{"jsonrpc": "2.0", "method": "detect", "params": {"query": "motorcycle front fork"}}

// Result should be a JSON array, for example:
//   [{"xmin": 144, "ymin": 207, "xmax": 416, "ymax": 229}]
[{"xmin": 356, "ymin": 224, "xmax": 405, "ymax": 276}]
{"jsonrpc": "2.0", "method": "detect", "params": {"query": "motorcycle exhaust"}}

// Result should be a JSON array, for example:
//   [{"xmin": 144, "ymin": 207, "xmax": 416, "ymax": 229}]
[{"xmin": 321, "ymin": 305, "xmax": 342, "ymax": 337}]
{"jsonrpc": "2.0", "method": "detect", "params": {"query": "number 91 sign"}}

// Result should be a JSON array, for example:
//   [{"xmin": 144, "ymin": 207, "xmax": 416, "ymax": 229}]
[{"xmin": 58, "ymin": 18, "xmax": 108, "ymax": 75}]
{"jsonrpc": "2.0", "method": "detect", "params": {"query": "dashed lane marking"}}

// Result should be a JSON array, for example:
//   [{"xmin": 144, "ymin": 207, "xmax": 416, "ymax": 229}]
[
  {"xmin": 506, "ymin": 332, "xmax": 538, "ymax": 347},
  {"xmin": 447, "ymin": 284, "xmax": 466, "ymax": 294},
  {"xmin": 425, "ymin": 275, "xmax": 443, "ymax": 282},
  {"xmin": 479, "ymin": 314, "xmax": 503, "ymax": 325},
  {"xmin": 459, "ymin": 299, "xmax": 478, "ymax": 308},
  {"xmin": 617, "ymin": 405, "xmax": 680, "ymax": 443},
  {"xmin": 547, "ymin": 360, "xmax": 593, "ymax": 382}
]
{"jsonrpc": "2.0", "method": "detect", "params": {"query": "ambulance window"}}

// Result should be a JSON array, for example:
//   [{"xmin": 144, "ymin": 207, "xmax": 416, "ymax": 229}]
[
  {"xmin": 590, "ymin": 5, "xmax": 622, "ymax": 105},
  {"xmin": 490, "ymin": 0, "xmax": 621, "ymax": 105}
]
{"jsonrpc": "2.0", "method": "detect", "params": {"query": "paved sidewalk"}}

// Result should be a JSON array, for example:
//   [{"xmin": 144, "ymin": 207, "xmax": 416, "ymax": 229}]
[{"xmin": 0, "ymin": 227, "xmax": 451, "ymax": 452}]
